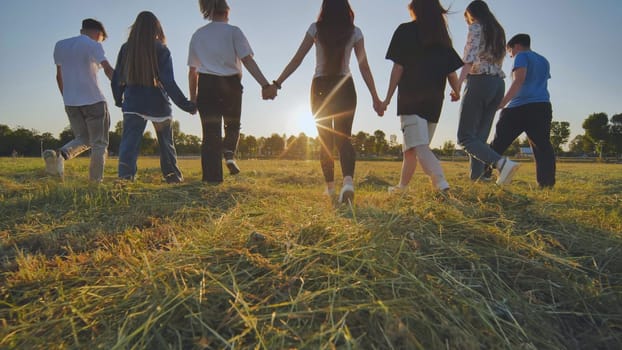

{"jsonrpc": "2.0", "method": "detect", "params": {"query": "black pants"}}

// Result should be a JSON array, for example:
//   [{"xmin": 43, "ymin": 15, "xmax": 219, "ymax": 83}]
[
  {"xmin": 490, "ymin": 102, "xmax": 556, "ymax": 187},
  {"xmin": 197, "ymin": 74, "xmax": 242, "ymax": 183},
  {"xmin": 311, "ymin": 75, "xmax": 357, "ymax": 183}
]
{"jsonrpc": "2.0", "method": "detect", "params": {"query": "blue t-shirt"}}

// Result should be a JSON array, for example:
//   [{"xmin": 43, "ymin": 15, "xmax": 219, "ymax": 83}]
[{"xmin": 507, "ymin": 50, "xmax": 551, "ymax": 108}]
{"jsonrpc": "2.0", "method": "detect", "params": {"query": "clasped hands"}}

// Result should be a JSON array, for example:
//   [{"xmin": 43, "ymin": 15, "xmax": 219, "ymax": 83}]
[{"xmin": 262, "ymin": 83, "xmax": 278, "ymax": 100}]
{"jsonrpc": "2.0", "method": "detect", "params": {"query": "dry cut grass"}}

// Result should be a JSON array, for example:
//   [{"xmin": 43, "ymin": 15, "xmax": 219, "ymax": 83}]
[{"xmin": 0, "ymin": 157, "xmax": 621, "ymax": 349}]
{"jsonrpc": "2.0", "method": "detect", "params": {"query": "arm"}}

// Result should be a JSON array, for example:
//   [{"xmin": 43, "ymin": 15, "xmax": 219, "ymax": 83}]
[
  {"xmin": 382, "ymin": 63, "xmax": 404, "ymax": 111},
  {"xmin": 456, "ymin": 62, "xmax": 473, "ymax": 92},
  {"xmin": 188, "ymin": 66, "xmax": 198, "ymax": 103},
  {"xmin": 274, "ymin": 33, "xmax": 314, "ymax": 87},
  {"xmin": 447, "ymin": 72, "xmax": 460, "ymax": 101},
  {"xmin": 55, "ymin": 65, "xmax": 63, "ymax": 95},
  {"xmin": 354, "ymin": 38, "xmax": 382, "ymax": 110},
  {"xmin": 101, "ymin": 60, "xmax": 114, "ymax": 80},
  {"xmin": 240, "ymin": 55, "xmax": 276, "ymax": 99},
  {"xmin": 457, "ymin": 24, "xmax": 479, "ymax": 91},
  {"xmin": 498, "ymin": 67, "xmax": 526, "ymax": 109},
  {"xmin": 110, "ymin": 46, "xmax": 125, "ymax": 107},
  {"xmin": 158, "ymin": 46, "xmax": 196, "ymax": 114}
]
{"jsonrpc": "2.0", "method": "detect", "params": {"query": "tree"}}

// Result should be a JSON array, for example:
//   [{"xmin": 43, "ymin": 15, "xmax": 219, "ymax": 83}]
[
  {"xmin": 108, "ymin": 121, "xmax": 123, "ymax": 156},
  {"xmin": 59, "ymin": 127, "xmax": 74, "ymax": 148},
  {"xmin": 0, "ymin": 124, "xmax": 14, "ymax": 156},
  {"xmin": 263, "ymin": 133, "xmax": 285, "ymax": 157},
  {"xmin": 141, "ymin": 131, "xmax": 158, "ymax": 155},
  {"xmin": 353, "ymin": 131, "xmax": 369, "ymax": 156},
  {"xmin": 373, "ymin": 129, "xmax": 387, "ymax": 156},
  {"xmin": 441, "ymin": 140, "xmax": 456, "ymax": 156},
  {"xmin": 582, "ymin": 113, "xmax": 609, "ymax": 158},
  {"xmin": 610, "ymin": 113, "xmax": 622, "ymax": 156},
  {"xmin": 568, "ymin": 135, "xmax": 592, "ymax": 155},
  {"xmin": 550, "ymin": 121, "xmax": 570, "ymax": 154},
  {"xmin": 364, "ymin": 134, "xmax": 376, "ymax": 158},
  {"xmin": 283, "ymin": 133, "xmax": 309, "ymax": 160}
]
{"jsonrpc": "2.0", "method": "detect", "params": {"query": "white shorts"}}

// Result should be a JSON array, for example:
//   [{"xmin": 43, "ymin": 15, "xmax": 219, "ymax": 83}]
[{"xmin": 400, "ymin": 114, "xmax": 437, "ymax": 151}]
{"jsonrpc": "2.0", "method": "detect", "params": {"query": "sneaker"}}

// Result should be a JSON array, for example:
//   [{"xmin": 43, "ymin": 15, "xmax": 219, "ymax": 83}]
[
  {"xmin": 324, "ymin": 188, "xmax": 336, "ymax": 197},
  {"xmin": 42, "ymin": 149, "xmax": 58, "ymax": 175},
  {"xmin": 480, "ymin": 166, "xmax": 493, "ymax": 182},
  {"xmin": 226, "ymin": 159, "xmax": 240, "ymax": 175},
  {"xmin": 338, "ymin": 183, "xmax": 354, "ymax": 204},
  {"xmin": 388, "ymin": 185, "xmax": 406, "ymax": 194},
  {"xmin": 165, "ymin": 175, "xmax": 183, "ymax": 184},
  {"xmin": 56, "ymin": 153, "xmax": 65, "ymax": 178},
  {"xmin": 496, "ymin": 157, "xmax": 520, "ymax": 185}
]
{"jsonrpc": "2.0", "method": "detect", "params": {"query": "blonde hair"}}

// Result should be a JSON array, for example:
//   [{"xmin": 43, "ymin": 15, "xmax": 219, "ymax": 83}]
[
  {"xmin": 199, "ymin": 0, "xmax": 229, "ymax": 20},
  {"xmin": 122, "ymin": 11, "xmax": 166, "ymax": 87}
]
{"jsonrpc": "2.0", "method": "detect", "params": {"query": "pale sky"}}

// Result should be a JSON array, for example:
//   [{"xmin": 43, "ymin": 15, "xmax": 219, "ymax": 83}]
[{"xmin": 0, "ymin": 0, "xmax": 620, "ymax": 149}]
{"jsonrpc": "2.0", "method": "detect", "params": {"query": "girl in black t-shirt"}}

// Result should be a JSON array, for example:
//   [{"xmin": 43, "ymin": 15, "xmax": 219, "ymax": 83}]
[{"xmin": 379, "ymin": 0, "xmax": 462, "ymax": 193}]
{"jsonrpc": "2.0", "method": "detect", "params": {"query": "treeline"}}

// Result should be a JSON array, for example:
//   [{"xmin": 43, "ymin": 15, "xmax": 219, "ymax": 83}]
[
  {"xmin": 2, "ymin": 112, "xmax": 621, "ymax": 159},
  {"xmin": 0, "ymin": 121, "xmax": 402, "ymax": 160}
]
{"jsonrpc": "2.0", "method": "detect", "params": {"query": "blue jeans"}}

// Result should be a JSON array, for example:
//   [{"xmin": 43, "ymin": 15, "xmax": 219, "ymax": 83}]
[
  {"xmin": 118, "ymin": 113, "xmax": 182, "ymax": 182},
  {"xmin": 457, "ymin": 75, "xmax": 505, "ymax": 180}
]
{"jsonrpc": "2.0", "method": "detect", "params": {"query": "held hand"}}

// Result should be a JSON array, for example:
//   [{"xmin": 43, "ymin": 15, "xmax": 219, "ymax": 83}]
[
  {"xmin": 450, "ymin": 90, "xmax": 460, "ymax": 102},
  {"xmin": 262, "ymin": 84, "xmax": 278, "ymax": 100},
  {"xmin": 373, "ymin": 98, "xmax": 386, "ymax": 117}
]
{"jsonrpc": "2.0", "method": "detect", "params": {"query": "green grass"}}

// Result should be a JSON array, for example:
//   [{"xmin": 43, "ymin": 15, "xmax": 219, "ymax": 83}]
[{"xmin": 1, "ymin": 157, "xmax": 621, "ymax": 349}]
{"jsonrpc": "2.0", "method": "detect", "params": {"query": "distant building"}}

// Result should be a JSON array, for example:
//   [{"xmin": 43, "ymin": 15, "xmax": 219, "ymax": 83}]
[{"xmin": 519, "ymin": 147, "xmax": 533, "ymax": 158}]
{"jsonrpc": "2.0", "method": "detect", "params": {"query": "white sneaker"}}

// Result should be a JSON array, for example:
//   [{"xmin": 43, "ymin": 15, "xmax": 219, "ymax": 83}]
[
  {"xmin": 338, "ymin": 183, "xmax": 354, "ymax": 204},
  {"xmin": 324, "ymin": 188, "xmax": 336, "ymax": 197},
  {"xmin": 496, "ymin": 157, "xmax": 520, "ymax": 185},
  {"xmin": 225, "ymin": 159, "xmax": 240, "ymax": 175},
  {"xmin": 56, "ymin": 153, "xmax": 65, "ymax": 178},
  {"xmin": 388, "ymin": 185, "xmax": 406, "ymax": 194},
  {"xmin": 42, "ymin": 149, "xmax": 57, "ymax": 175}
]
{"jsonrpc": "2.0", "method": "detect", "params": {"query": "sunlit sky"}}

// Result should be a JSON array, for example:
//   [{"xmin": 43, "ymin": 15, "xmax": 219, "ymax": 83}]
[{"xmin": 1, "ymin": 0, "xmax": 620, "ymax": 149}]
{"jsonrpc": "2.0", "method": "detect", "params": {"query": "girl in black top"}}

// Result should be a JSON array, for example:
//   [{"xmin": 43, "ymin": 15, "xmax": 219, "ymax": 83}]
[{"xmin": 380, "ymin": 0, "xmax": 462, "ymax": 192}]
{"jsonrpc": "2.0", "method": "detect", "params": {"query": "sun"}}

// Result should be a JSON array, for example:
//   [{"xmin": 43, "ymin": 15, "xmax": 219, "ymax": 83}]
[{"xmin": 288, "ymin": 105, "xmax": 318, "ymax": 137}]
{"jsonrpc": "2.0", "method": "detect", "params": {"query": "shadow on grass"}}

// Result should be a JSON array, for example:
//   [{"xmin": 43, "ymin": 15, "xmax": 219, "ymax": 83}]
[
  {"xmin": 0, "ymin": 180, "xmax": 246, "ymax": 269},
  {"xmin": 350, "ymin": 187, "xmax": 622, "ymax": 349}
]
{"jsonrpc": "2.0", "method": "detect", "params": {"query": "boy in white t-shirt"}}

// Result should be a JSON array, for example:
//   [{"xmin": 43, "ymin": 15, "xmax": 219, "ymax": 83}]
[{"xmin": 51, "ymin": 18, "xmax": 114, "ymax": 182}]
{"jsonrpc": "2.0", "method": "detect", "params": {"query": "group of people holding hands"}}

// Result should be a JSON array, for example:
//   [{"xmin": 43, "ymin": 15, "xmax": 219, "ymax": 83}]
[{"xmin": 51, "ymin": 0, "xmax": 556, "ymax": 204}]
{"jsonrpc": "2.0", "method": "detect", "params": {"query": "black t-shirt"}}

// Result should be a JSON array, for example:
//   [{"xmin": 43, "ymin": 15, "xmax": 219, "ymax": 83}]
[{"xmin": 386, "ymin": 21, "xmax": 463, "ymax": 122}]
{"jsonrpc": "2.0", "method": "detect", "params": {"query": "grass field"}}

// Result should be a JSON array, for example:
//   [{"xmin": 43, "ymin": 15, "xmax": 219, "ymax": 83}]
[{"xmin": 1, "ymin": 157, "xmax": 621, "ymax": 349}]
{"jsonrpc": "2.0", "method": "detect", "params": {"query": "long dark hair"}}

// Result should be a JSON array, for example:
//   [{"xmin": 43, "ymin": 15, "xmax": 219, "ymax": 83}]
[
  {"xmin": 122, "ymin": 11, "xmax": 166, "ymax": 86},
  {"xmin": 316, "ymin": 0, "xmax": 355, "ymax": 76},
  {"xmin": 409, "ymin": 0, "xmax": 452, "ymax": 47},
  {"xmin": 466, "ymin": 1, "xmax": 506, "ymax": 62}
]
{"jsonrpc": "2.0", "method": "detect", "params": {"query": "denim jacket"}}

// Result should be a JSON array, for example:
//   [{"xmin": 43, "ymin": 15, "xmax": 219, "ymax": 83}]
[{"xmin": 111, "ymin": 42, "xmax": 195, "ymax": 118}]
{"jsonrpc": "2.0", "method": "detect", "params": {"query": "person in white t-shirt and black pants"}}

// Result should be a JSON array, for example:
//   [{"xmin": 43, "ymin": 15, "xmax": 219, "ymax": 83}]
[
  {"xmin": 273, "ymin": 0, "xmax": 382, "ymax": 204},
  {"xmin": 188, "ymin": 0, "xmax": 276, "ymax": 184},
  {"xmin": 52, "ymin": 18, "xmax": 114, "ymax": 182}
]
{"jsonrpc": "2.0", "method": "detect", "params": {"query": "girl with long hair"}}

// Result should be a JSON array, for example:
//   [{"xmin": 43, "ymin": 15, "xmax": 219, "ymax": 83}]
[
  {"xmin": 379, "ymin": 0, "xmax": 463, "ymax": 193},
  {"xmin": 112, "ymin": 11, "xmax": 196, "ymax": 183},
  {"xmin": 188, "ymin": 0, "xmax": 276, "ymax": 184},
  {"xmin": 274, "ymin": 0, "xmax": 382, "ymax": 203},
  {"xmin": 456, "ymin": 0, "xmax": 519, "ymax": 185}
]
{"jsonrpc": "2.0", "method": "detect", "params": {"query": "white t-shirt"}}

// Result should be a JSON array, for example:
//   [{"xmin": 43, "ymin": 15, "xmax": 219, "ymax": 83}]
[
  {"xmin": 307, "ymin": 22, "xmax": 363, "ymax": 78},
  {"xmin": 53, "ymin": 34, "xmax": 107, "ymax": 106},
  {"xmin": 188, "ymin": 22, "xmax": 253, "ymax": 76}
]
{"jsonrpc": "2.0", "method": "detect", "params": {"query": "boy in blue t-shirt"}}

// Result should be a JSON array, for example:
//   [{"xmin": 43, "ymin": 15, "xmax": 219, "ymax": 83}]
[{"xmin": 490, "ymin": 33, "xmax": 556, "ymax": 187}]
